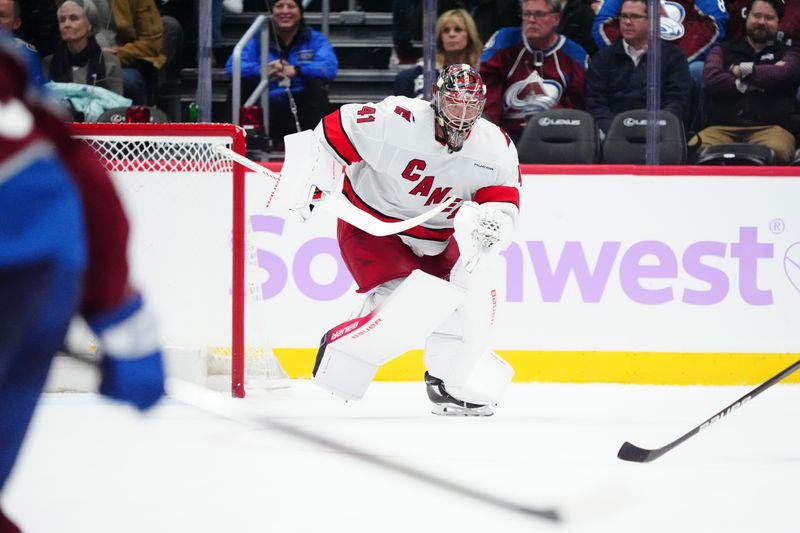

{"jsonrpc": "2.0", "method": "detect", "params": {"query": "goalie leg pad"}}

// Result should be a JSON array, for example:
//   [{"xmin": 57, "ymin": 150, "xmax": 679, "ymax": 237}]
[
  {"xmin": 443, "ymin": 350, "xmax": 514, "ymax": 406},
  {"xmin": 423, "ymin": 253, "xmax": 510, "ymax": 406},
  {"xmin": 311, "ymin": 270, "xmax": 465, "ymax": 400},
  {"xmin": 312, "ymin": 338, "xmax": 379, "ymax": 401}
]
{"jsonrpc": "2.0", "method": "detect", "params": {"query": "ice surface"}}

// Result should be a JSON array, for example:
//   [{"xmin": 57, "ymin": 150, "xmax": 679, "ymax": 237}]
[{"xmin": 4, "ymin": 380, "xmax": 799, "ymax": 533}]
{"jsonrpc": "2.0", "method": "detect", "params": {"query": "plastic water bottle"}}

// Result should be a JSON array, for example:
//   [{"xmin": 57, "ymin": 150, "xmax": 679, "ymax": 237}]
[{"xmin": 187, "ymin": 102, "xmax": 199, "ymax": 122}]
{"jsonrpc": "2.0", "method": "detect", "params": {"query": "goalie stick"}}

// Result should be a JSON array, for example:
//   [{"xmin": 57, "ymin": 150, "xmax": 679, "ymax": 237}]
[
  {"xmin": 211, "ymin": 144, "xmax": 454, "ymax": 237},
  {"xmin": 618, "ymin": 358, "xmax": 800, "ymax": 463},
  {"xmin": 65, "ymin": 351, "xmax": 561, "ymax": 523}
]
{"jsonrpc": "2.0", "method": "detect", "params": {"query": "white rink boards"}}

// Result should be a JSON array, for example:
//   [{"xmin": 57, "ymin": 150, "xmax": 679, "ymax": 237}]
[{"xmin": 108, "ymin": 165, "xmax": 800, "ymax": 383}]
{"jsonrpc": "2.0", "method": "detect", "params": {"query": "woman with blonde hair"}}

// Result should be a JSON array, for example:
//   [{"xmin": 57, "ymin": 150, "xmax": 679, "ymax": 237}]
[{"xmin": 393, "ymin": 8, "xmax": 482, "ymax": 99}]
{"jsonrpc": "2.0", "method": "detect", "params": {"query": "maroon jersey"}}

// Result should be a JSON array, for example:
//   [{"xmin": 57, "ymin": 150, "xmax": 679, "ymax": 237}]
[
  {"xmin": 479, "ymin": 28, "xmax": 588, "ymax": 137},
  {"xmin": 593, "ymin": 0, "xmax": 729, "ymax": 62}
]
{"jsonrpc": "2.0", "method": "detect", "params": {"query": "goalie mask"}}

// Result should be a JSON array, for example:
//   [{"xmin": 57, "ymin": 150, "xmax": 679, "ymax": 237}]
[{"xmin": 432, "ymin": 64, "xmax": 486, "ymax": 152}]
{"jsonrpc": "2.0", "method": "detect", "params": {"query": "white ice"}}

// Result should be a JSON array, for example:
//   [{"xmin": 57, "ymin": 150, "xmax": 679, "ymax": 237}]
[{"xmin": 3, "ymin": 378, "xmax": 799, "ymax": 533}]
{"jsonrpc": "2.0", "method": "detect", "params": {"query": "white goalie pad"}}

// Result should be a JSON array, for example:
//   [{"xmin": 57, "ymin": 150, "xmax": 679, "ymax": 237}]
[
  {"xmin": 424, "ymin": 252, "xmax": 513, "ymax": 406},
  {"xmin": 443, "ymin": 350, "xmax": 514, "ymax": 406},
  {"xmin": 267, "ymin": 129, "xmax": 335, "ymax": 214},
  {"xmin": 312, "ymin": 270, "xmax": 466, "ymax": 401}
]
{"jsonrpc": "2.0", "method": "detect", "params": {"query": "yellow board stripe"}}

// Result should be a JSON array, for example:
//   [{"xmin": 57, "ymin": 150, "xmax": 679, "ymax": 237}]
[{"xmin": 273, "ymin": 348, "xmax": 800, "ymax": 386}]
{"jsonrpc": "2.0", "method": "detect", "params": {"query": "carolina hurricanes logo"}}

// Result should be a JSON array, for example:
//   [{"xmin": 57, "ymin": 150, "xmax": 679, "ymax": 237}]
[
  {"xmin": 502, "ymin": 73, "xmax": 563, "ymax": 119},
  {"xmin": 660, "ymin": 1, "xmax": 686, "ymax": 41}
]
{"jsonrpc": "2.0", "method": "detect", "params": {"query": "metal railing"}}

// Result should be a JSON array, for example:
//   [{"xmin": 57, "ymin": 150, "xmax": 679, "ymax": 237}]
[{"xmin": 230, "ymin": 14, "xmax": 271, "ymax": 129}]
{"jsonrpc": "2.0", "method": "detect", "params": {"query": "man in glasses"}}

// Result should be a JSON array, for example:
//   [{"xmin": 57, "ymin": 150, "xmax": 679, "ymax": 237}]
[
  {"xmin": 593, "ymin": 0, "xmax": 728, "ymax": 82},
  {"xmin": 479, "ymin": 0, "xmax": 589, "ymax": 143},
  {"xmin": 694, "ymin": 0, "xmax": 800, "ymax": 164},
  {"xmin": 585, "ymin": 0, "xmax": 691, "ymax": 134}
]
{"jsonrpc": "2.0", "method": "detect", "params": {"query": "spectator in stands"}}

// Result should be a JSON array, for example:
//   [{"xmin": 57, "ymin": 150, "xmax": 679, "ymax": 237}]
[
  {"xmin": 393, "ymin": 8, "xmax": 482, "ymax": 99},
  {"xmin": 694, "ymin": 0, "xmax": 800, "ymax": 164},
  {"xmin": 558, "ymin": 0, "xmax": 598, "ymax": 55},
  {"xmin": 0, "ymin": 0, "xmax": 46, "ymax": 87},
  {"xmin": 92, "ymin": 0, "xmax": 167, "ymax": 105},
  {"xmin": 479, "ymin": 0, "xmax": 588, "ymax": 143},
  {"xmin": 225, "ymin": 0, "xmax": 337, "ymax": 147},
  {"xmin": 18, "ymin": 0, "xmax": 60, "ymax": 58},
  {"xmin": 391, "ymin": 0, "xmax": 520, "ymax": 68},
  {"xmin": 727, "ymin": 0, "xmax": 799, "ymax": 47},
  {"xmin": 442, "ymin": 0, "xmax": 522, "ymax": 43},
  {"xmin": 585, "ymin": 0, "xmax": 691, "ymax": 134},
  {"xmin": 0, "ymin": 0, "xmax": 19, "ymax": 35},
  {"xmin": 593, "ymin": 0, "xmax": 728, "ymax": 82},
  {"xmin": 42, "ymin": 0, "xmax": 124, "ymax": 95}
]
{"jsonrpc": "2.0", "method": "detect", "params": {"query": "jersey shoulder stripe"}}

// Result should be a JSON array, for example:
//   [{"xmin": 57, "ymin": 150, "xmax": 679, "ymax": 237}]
[
  {"xmin": 323, "ymin": 109, "xmax": 362, "ymax": 165},
  {"xmin": 559, "ymin": 36, "xmax": 589, "ymax": 69}
]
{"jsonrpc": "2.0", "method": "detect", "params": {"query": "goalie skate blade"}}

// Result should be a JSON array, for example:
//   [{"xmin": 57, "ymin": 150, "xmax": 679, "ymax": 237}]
[
  {"xmin": 431, "ymin": 403, "xmax": 494, "ymax": 417},
  {"xmin": 617, "ymin": 441, "xmax": 659, "ymax": 463}
]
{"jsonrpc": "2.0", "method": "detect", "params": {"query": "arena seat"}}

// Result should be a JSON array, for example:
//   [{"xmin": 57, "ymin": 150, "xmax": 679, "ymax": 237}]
[
  {"xmin": 516, "ymin": 109, "xmax": 599, "ymax": 164},
  {"xmin": 96, "ymin": 106, "xmax": 169, "ymax": 124},
  {"xmin": 695, "ymin": 143, "xmax": 777, "ymax": 166},
  {"xmin": 601, "ymin": 109, "xmax": 686, "ymax": 165}
]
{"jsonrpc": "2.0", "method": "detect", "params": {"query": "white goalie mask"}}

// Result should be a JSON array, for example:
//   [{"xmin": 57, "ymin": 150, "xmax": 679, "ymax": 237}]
[{"xmin": 432, "ymin": 64, "xmax": 487, "ymax": 153}]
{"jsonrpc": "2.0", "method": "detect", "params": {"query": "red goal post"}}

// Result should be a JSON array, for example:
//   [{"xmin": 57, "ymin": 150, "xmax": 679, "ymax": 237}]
[{"xmin": 70, "ymin": 122, "xmax": 250, "ymax": 397}]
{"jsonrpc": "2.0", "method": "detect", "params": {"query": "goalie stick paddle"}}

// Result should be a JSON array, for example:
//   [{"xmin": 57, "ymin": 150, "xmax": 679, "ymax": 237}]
[
  {"xmin": 618, "ymin": 358, "xmax": 800, "ymax": 463},
  {"xmin": 211, "ymin": 144, "xmax": 454, "ymax": 237},
  {"xmin": 66, "ymin": 352, "xmax": 561, "ymax": 523}
]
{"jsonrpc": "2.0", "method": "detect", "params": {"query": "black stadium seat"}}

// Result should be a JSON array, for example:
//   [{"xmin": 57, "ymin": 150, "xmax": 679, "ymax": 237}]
[
  {"xmin": 516, "ymin": 109, "xmax": 600, "ymax": 164},
  {"xmin": 601, "ymin": 109, "xmax": 686, "ymax": 165},
  {"xmin": 696, "ymin": 143, "xmax": 777, "ymax": 166}
]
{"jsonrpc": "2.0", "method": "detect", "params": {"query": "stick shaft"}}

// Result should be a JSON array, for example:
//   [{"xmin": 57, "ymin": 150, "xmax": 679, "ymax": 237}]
[
  {"xmin": 618, "ymin": 358, "xmax": 800, "ymax": 462},
  {"xmin": 211, "ymin": 143, "xmax": 452, "ymax": 237}
]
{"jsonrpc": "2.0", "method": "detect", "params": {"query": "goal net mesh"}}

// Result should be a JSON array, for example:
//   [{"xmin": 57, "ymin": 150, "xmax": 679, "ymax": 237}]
[{"xmin": 70, "ymin": 123, "xmax": 288, "ymax": 395}]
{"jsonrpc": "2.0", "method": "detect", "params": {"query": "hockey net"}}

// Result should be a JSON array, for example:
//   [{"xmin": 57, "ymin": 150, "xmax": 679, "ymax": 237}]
[{"xmin": 69, "ymin": 122, "xmax": 288, "ymax": 397}]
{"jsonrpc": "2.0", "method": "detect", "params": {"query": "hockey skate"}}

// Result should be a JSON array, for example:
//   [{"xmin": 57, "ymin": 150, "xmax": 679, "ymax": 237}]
[{"xmin": 424, "ymin": 372, "xmax": 493, "ymax": 416}]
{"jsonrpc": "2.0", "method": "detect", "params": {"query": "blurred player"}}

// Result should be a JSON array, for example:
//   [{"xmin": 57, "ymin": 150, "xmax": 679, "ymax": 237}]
[
  {"xmin": 0, "ymin": 39, "xmax": 164, "ymax": 532},
  {"xmin": 289, "ymin": 64, "xmax": 521, "ymax": 416}
]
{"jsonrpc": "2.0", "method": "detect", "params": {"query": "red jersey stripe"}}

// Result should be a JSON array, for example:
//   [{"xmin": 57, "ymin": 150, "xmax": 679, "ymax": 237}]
[
  {"xmin": 323, "ymin": 110, "xmax": 362, "ymax": 165},
  {"xmin": 342, "ymin": 176, "xmax": 454, "ymax": 242},
  {"xmin": 473, "ymin": 185, "xmax": 520, "ymax": 210}
]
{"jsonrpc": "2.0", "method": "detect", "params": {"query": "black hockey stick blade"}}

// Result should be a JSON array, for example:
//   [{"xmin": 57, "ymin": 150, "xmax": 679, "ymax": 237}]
[
  {"xmin": 618, "ymin": 358, "xmax": 800, "ymax": 463},
  {"xmin": 617, "ymin": 441, "xmax": 657, "ymax": 463}
]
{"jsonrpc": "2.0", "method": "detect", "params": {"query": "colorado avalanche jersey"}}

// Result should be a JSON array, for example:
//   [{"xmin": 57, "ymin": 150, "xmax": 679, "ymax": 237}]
[
  {"xmin": 479, "ymin": 28, "xmax": 588, "ymax": 137},
  {"xmin": 317, "ymin": 96, "xmax": 521, "ymax": 256},
  {"xmin": 593, "ymin": 0, "xmax": 728, "ymax": 62}
]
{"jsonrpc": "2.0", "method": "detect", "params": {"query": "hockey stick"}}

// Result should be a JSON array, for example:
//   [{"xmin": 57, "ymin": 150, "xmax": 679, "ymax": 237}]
[
  {"xmin": 211, "ymin": 144, "xmax": 454, "ymax": 237},
  {"xmin": 617, "ymin": 358, "xmax": 800, "ymax": 463},
  {"xmin": 65, "ymin": 351, "xmax": 561, "ymax": 522}
]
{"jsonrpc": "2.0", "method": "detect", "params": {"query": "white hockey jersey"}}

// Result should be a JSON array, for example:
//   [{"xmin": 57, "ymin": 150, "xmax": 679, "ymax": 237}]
[{"xmin": 317, "ymin": 96, "xmax": 521, "ymax": 256}]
